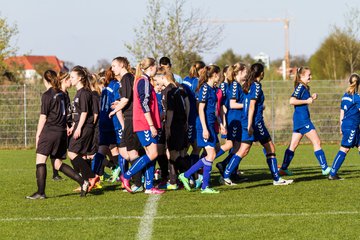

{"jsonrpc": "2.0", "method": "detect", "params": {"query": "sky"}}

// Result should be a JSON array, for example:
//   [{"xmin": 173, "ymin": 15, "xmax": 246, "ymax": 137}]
[{"xmin": 0, "ymin": 0, "xmax": 359, "ymax": 68}]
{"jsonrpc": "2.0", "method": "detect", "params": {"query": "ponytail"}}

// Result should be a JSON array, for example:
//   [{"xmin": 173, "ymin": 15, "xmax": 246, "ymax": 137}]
[
  {"xmin": 44, "ymin": 69, "xmax": 60, "ymax": 92},
  {"xmin": 134, "ymin": 57, "xmax": 156, "ymax": 82},
  {"xmin": 113, "ymin": 56, "xmax": 132, "ymax": 73},
  {"xmin": 189, "ymin": 61, "xmax": 205, "ymax": 78},
  {"xmin": 294, "ymin": 66, "xmax": 310, "ymax": 89},
  {"xmin": 346, "ymin": 73, "xmax": 360, "ymax": 94},
  {"xmin": 196, "ymin": 65, "xmax": 220, "ymax": 92},
  {"xmin": 243, "ymin": 63, "xmax": 264, "ymax": 94},
  {"xmin": 71, "ymin": 65, "xmax": 91, "ymax": 90},
  {"xmin": 227, "ymin": 62, "xmax": 247, "ymax": 84}
]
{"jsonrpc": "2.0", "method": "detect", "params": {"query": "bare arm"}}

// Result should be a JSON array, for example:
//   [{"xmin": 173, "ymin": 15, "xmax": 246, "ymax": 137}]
[
  {"xmin": 73, "ymin": 112, "xmax": 87, "ymax": 139},
  {"xmin": 115, "ymin": 110, "xmax": 125, "ymax": 130},
  {"xmin": 247, "ymin": 100, "xmax": 256, "ymax": 135},
  {"xmin": 229, "ymin": 99, "xmax": 243, "ymax": 109},
  {"xmin": 339, "ymin": 109, "xmax": 344, "ymax": 134},
  {"xmin": 289, "ymin": 96, "xmax": 313, "ymax": 105},
  {"xmin": 35, "ymin": 114, "xmax": 47, "ymax": 148},
  {"xmin": 198, "ymin": 102, "xmax": 209, "ymax": 139}
]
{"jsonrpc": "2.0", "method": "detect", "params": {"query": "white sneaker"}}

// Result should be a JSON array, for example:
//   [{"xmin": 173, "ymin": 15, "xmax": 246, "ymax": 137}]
[
  {"xmin": 273, "ymin": 178, "xmax": 293, "ymax": 186},
  {"xmin": 219, "ymin": 176, "xmax": 237, "ymax": 186}
]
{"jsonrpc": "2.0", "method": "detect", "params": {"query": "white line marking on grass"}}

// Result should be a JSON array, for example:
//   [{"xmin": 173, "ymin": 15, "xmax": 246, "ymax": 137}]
[
  {"xmin": 136, "ymin": 195, "xmax": 161, "ymax": 240},
  {"xmin": 0, "ymin": 210, "xmax": 358, "ymax": 222}
]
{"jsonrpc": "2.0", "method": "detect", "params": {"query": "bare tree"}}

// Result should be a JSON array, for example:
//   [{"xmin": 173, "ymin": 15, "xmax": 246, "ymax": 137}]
[{"xmin": 125, "ymin": 0, "xmax": 223, "ymax": 77}]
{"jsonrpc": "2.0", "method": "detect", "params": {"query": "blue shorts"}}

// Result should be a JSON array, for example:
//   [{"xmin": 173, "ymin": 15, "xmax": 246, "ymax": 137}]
[
  {"xmin": 293, "ymin": 122, "xmax": 315, "ymax": 135},
  {"xmin": 187, "ymin": 124, "xmax": 197, "ymax": 143},
  {"xmin": 197, "ymin": 125, "xmax": 219, "ymax": 148},
  {"xmin": 136, "ymin": 130, "xmax": 158, "ymax": 147},
  {"xmin": 227, "ymin": 119, "xmax": 242, "ymax": 142},
  {"xmin": 99, "ymin": 129, "xmax": 117, "ymax": 146},
  {"xmin": 241, "ymin": 120, "xmax": 271, "ymax": 145},
  {"xmin": 341, "ymin": 128, "xmax": 360, "ymax": 148}
]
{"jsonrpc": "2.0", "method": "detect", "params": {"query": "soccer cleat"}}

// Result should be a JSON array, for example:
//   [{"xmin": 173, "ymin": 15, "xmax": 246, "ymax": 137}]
[
  {"xmin": 231, "ymin": 173, "xmax": 248, "ymax": 183},
  {"xmin": 201, "ymin": 187, "xmax": 220, "ymax": 194},
  {"xmin": 219, "ymin": 176, "xmax": 237, "ymax": 186},
  {"xmin": 178, "ymin": 173, "xmax": 191, "ymax": 191},
  {"xmin": 216, "ymin": 162, "xmax": 225, "ymax": 176},
  {"xmin": 322, "ymin": 167, "xmax": 331, "ymax": 175},
  {"xmin": 157, "ymin": 180, "xmax": 168, "ymax": 189},
  {"xmin": 26, "ymin": 192, "xmax": 46, "ymax": 200},
  {"xmin": 279, "ymin": 168, "xmax": 294, "ymax": 176},
  {"xmin": 92, "ymin": 182, "xmax": 103, "ymax": 190},
  {"xmin": 80, "ymin": 180, "xmax": 89, "ymax": 197},
  {"xmin": 144, "ymin": 188, "xmax": 165, "ymax": 194},
  {"xmin": 120, "ymin": 175, "xmax": 132, "ymax": 193},
  {"xmin": 88, "ymin": 175, "xmax": 100, "ymax": 192},
  {"xmin": 73, "ymin": 186, "xmax": 81, "ymax": 192},
  {"xmin": 111, "ymin": 166, "xmax": 121, "ymax": 183},
  {"xmin": 131, "ymin": 184, "xmax": 144, "ymax": 193},
  {"xmin": 195, "ymin": 174, "xmax": 203, "ymax": 189},
  {"xmin": 273, "ymin": 178, "xmax": 294, "ymax": 186},
  {"xmin": 328, "ymin": 174, "xmax": 344, "ymax": 180},
  {"xmin": 52, "ymin": 175, "xmax": 64, "ymax": 181},
  {"xmin": 166, "ymin": 183, "xmax": 178, "ymax": 190}
]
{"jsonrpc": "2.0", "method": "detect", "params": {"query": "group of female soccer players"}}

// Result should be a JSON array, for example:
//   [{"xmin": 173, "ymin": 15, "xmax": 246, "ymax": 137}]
[{"xmin": 27, "ymin": 55, "xmax": 360, "ymax": 199}]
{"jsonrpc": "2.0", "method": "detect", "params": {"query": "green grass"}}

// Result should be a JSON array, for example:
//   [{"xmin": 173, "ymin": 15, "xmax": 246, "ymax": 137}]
[{"xmin": 1, "ymin": 144, "xmax": 359, "ymax": 239}]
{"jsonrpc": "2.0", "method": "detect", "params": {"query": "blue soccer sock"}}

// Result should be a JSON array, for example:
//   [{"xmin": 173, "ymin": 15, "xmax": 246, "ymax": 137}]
[
  {"xmin": 262, "ymin": 148, "xmax": 267, "ymax": 156},
  {"xmin": 281, "ymin": 148, "xmax": 295, "ymax": 170},
  {"xmin": 184, "ymin": 157, "xmax": 205, "ymax": 179},
  {"xmin": 267, "ymin": 157, "xmax": 280, "ymax": 181},
  {"xmin": 314, "ymin": 149, "xmax": 328, "ymax": 170},
  {"xmin": 215, "ymin": 148, "xmax": 225, "ymax": 159},
  {"xmin": 145, "ymin": 160, "xmax": 155, "ymax": 190},
  {"xmin": 91, "ymin": 153, "xmax": 104, "ymax": 175},
  {"xmin": 201, "ymin": 160, "xmax": 213, "ymax": 190},
  {"xmin": 124, "ymin": 155, "xmax": 151, "ymax": 180},
  {"xmin": 118, "ymin": 155, "xmax": 127, "ymax": 175},
  {"xmin": 224, "ymin": 154, "xmax": 242, "ymax": 179},
  {"xmin": 330, "ymin": 151, "xmax": 346, "ymax": 176}
]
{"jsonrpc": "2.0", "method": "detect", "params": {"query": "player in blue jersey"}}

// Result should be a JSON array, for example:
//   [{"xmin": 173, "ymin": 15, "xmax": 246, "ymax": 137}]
[
  {"xmin": 223, "ymin": 63, "xmax": 293, "ymax": 186},
  {"xmin": 279, "ymin": 67, "xmax": 331, "ymax": 176},
  {"xmin": 329, "ymin": 73, "xmax": 360, "ymax": 180},
  {"xmin": 179, "ymin": 65, "xmax": 223, "ymax": 193},
  {"xmin": 215, "ymin": 63, "xmax": 247, "ymax": 184},
  {"xmin": 219, "ymin": 65, "xmax": 230, "ymax": 138},
  {"xmin": 181, "ymin": 61, "xmax": 205, "ymax": 186}
]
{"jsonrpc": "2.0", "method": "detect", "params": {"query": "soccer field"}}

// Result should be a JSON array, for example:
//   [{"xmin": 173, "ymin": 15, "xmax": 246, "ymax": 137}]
[{"xmin": 1, "ymin": 144, "xmax": 359, "ymax": 240}]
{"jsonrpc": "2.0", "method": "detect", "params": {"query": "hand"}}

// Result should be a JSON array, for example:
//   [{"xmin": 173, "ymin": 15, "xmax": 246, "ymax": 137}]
[
  {"xmin": 307, "ymin": 97, "xmax": 314, "ymax": 104},
  {"xmin": 109, "ymin": 111, "xmax": 115, "ymax": 118},
  {"xmin": 67, "ymin": 126, "xmax": 74, "ymax": 136},
  {"xmin": 150, "ymin": 125, "xmax": 158, "ymax": 138},
  {"xmin": 248, "ymin": 125, "xmax": 254, "ymax": 136},
  {"xmin": 202, "ymin": 129, "xmax": 209, "ymax": 140},
  {"xmin": 312, "ymin": 93, "xmax": 318, "ymax": 100},
  {"xmin": 111, "ymin": 101, "xmax": 119, "ymax": 110},
  {"xmin": 220, "ymin": 125, "xmax": 227, "ymax": 135},
  {"xmin": 73, "ymin": 127, "xmax": 81, "ymax": 139}
]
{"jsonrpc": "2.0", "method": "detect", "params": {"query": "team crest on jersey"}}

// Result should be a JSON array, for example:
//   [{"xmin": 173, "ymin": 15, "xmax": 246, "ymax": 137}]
[{"xmin": 74, "ymin": 97, "xmax": 79, "ymax": 103}]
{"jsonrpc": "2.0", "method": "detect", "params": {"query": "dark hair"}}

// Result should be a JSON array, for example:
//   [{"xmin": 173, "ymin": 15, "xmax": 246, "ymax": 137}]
[
  {"xmin": 243, "ymin": 63, "xmax": 264, "ymax": 94},
  {"xmin": 220, "ymin": 65, "xmax": 229, "ymax": 83},
  {"xmin": 227, "ymin": 62, "xmax": 247, "ymax": 84},
  {"xmin": 159, "ymin": 57, "xmax": 171, "ymax": 67},
  {"xmin": 294, "ymin": 66, "xmax": 311, "ymax": 89},
  {"xmin": 189, "ymin": 61, "xmax": 206, "ymax": 78},
  {"xmin": 112, "ymin": 56, "xmax": 132, "ymax": 73},
  {"xmin": 196, "ymin": 65, "xmax": 221, "ymax": 92},
  {"xmin": 71, "ymin": 65, "xmax": 90, "ymax": 90},
  {"xmin": 104, "ymin": 66, "xmax": 114, "ymax": 87},
  {"xmin": 347, "ymin": 73, "xmax": 360, "ymax": 94},
  {"xmin": 44, "ymin": 69, "xmax": 61, "ymax": 92},
  {"xmin": 58, "ymin": 71, "xmax": 70, "ymax": 81}
]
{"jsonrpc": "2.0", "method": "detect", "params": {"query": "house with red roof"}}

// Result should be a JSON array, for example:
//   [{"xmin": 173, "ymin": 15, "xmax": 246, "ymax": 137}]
[{"xmin": 4, "ymin": 55, "xmax": 68, "ymax": 83}]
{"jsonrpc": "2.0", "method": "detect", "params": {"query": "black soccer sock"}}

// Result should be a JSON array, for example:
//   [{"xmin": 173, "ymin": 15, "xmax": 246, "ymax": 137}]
[
  {"xmin": 175, "ymin": 156, "xmax": 188, "ymax": 173},
  {"xmin": 50, "ymin": 158, "xmax": 59, "ymax": 178},
  {"xmin": 70, "ymin": 157, "xmax": 81, "ymax": 174},
  {"xmin": 36, "ymin": 164, "xmax": 47, "ymax": 195},
  {"xmin": 157, "ymin": 155, "xmax": 169, "ymax": 180},
  {"xmin": 73, "ymin": 155, "xmax": 95, "ymax": 179},
  {"xmin": 130, "ymin": 159, "xmax": 143, "ymax": 187},
  {"xmin": 59, "ymin": 163, "xmax": 84, "ymax": 185},
  {"xmin": 168, "ymin": 160, "xmax": 177, "ymax": 184}
]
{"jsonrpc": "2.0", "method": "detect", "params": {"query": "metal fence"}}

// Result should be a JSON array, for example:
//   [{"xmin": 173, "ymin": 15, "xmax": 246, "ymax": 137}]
[{"xmin": 0, "ymin": 80, "xmax": 347, "ymax": 148}]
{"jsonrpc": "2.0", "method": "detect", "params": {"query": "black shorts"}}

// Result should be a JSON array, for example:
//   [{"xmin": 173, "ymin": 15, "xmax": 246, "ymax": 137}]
[
  {"xmin": 88, "ymin": 126, "xmax": 99, "ymax": 155},
  {"xmin": 166, "ymin": 123, "xmax": 187, "ymax": 151},
  {"xmin": 36, "ymin": 129, "xmax": 67, "ymax": 159},
  {"xmin": 119, "ymin": 117, "xmax": 141, "ymax": 151},
  {"xmin": 68, "ymin": 126, "xmax": 94, "ymax": 155}
]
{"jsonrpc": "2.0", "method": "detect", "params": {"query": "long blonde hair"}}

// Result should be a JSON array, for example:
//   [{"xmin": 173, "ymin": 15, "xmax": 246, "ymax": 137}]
[
  {"xmin": 346, "ymin": 73, "xmax": 360, "ymax": 94},
  {"xmin": 294, "ymin": 66, "xmax": 310, "ymax": 89},
  {"xmin": 135, "ymin": 57, "xmax": 156, "ymax": 80}
]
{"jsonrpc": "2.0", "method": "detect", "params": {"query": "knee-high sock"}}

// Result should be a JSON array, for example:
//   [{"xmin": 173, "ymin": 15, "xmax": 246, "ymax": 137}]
[
  {"xmin": 51, "ymin": 158, "xmax": 59, "ymax": 178},
  {"xmin": 184, "ymin": 158, "xmax": 207, "ymax": 179},
  {"xmin": 267, "ymin": 157, "xmax": 280, "ymax": 181},
  {"xmin": 70, "ymin": 157, "xmax": 80, "ymax": 174},
  {"xmin": 201, "ymin": 160, "xmax": 213, "ymax": 190},
  {"xmin": 281, "ymin": 149, "xmax": 295, "ymax": 170},
  {"xmin": 124, "ymin": 155, "xmax": 151, "ymax": 180},
  {"xmin": 157, "ymin": 155, "xmax": 169, "ymax": 180},
  {"xmin": 224, "ymin": 154, "xmax": 242, "ymax": 179},
  {"xmin": 314, "ymin": 149, "xmax": 328, "ymax": 170},
  {"xmin": 220, "ymin": 152, "xmax": 234, "ymax": 166},
  {"xmin": 129, "ymin": 159, "xmax": 143, "ymax": 187},
  {"xmin": 36, "ymin": 163, "xmax": 46, "ymax": 195},
  {"xmin": 330, "ymin": 151, "xmax": 346, "ymax": 176},
  {"xmin": 91, "ymin": 153, "xmax": 104, "ymax": 175},
  {"xmin": 59, "ymin": 163, "xmax": 84, "ymax": 185},
  {"xmin": 168, "ymin": 160, "xmax": 177, "ymax": 184},
  {"xmin": 73, "ymin": 155, "xmax": 95, "ymax": 179},
  {"xmin": 215, "ymin": 149, "xmax": 225, "ymax": 160},
  {"xmin": 145, "ymin": 160, "xmax": 155, "ymax": 190},
  {"xmin": 118, "ymin": 155, "xmax": 127, "ymax": 175}
]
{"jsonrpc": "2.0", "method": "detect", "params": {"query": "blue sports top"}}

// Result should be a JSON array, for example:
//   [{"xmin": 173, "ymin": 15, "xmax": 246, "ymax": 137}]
[
  {"xmin": 219, "ymin": 82, "xmax": 229, "ymax": 105},
  {"xmin": 242, "ymin": 82, "xmax": 264, "ymax": 127},
  {"xmin": 197, "ymin": 83, "xmax": 218, "ymax": 125},
  {"xmin": 291, "ymin": 83, "xmax": 311, "ymax": 129},
  {"xmin": 226, "ymin": 81, "xmax": 243, "ymax": 119},
  {"xmin": 99, "ymin": 80, "xmax": 121, "ymax": 131},
  {"xmin": 341, "ymin": 92, "xmax": 360, "ymax": 129},
  {"xmin": 182, "ymin": 76, "xmax": 199, "ymax": 124},
  {"xmin": 156, "ymin": 91, "xmax": 163, "ymax": 116}
]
